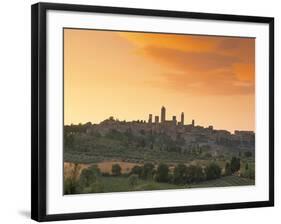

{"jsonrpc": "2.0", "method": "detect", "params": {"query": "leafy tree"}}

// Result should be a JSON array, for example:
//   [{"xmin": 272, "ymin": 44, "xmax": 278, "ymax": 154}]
[
  {"xmin": 130, "ymin": 165, "xmax": 143, "ymax": 177},
  {"xmin": 79, "ymin": 165, "xmax": 100, "ymax": 187},
  {"xmin": 186, "ymin": 165, "xmax": 205, "ymax": 183},
  {"xmin": 230, "ymin": 157, "xmax": 241, "ymax": 174},
  {"xmin": 155, "ymin": 163, "xmax": 169, "ymax": 182},
  {"xmin": 112, "ymin": 164, "xmax": 121, "ymax": 176},
  {"xmin": 128, "ymin": 174, "xmax": 139, "ymax": 187},
  {"xmin": 224, "ymin": 162, "xmax": 232, "ymax": 176},
  {"xmin": 141, "ymin": 163, "xmax": 155, "ymax": 179},
  {"xmin": 205, "ymin": 163, "xmax": 221, "ymax": 180},
  {"xmin": 79, "ymin": 169, "xmax": 96, "ymax": 187},
  {"xmin": 173, "ymin": 163, "xmax": 187, "ymax": 185}
]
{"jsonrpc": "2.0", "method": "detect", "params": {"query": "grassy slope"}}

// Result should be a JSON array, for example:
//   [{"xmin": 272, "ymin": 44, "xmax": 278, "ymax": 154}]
[
  {"xmin": 86, "ymin": 175, "xmax": 254, "ymax": 194},
  {"xmin": 98, "ymin": 176, "xmax": 179, "ymax": 193}
]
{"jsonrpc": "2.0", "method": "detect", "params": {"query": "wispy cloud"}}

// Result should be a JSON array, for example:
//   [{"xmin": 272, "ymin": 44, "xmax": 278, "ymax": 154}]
[{"xmin": 119, "ymin": 33, "xmax": 255, "ymax": 95}]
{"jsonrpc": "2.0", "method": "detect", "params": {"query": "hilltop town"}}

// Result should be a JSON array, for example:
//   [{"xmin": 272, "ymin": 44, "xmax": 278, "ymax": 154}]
[
  {"xmin": 83, "ymin": 106, "xmax": 255, "ymax": 151},
  {"xmin": 64, "ymin": 106, "xmax": 255, "ymax": 194}
]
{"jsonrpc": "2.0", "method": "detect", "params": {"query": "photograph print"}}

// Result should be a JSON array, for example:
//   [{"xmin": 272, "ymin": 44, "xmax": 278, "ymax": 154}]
[{"xmin": 63, "ymin": 28, "xmax": 255, "ymax": 195}]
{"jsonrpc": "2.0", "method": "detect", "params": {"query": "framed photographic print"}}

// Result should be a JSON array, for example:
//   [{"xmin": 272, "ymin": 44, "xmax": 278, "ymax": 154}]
[{"xmin": 31, "ymin": 2, "xmax": 274, "ymax": 222}]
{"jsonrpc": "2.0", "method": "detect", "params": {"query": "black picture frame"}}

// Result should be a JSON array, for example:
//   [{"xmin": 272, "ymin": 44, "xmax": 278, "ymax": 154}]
[{"xmin": 31, "ymin": 2, "xmax": 274, "ymax": 222}]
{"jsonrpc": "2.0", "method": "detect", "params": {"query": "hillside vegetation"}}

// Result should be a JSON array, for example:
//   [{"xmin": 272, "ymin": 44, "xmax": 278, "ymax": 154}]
[
  {"xmin": 64, "ymin": 127, "xmax": 254, "ymax": 164},
  {"xmin": 63, "ymin": 124, "xmax": 255, "ymax": 194}
]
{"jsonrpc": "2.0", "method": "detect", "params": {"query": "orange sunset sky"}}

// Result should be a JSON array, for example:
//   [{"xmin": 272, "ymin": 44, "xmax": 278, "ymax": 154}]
[{"xmin": 64, "ymin": 28, "xmax": 255, "ymax": 133}]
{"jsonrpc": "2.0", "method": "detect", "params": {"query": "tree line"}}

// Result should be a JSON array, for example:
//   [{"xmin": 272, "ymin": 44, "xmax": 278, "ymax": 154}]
[{"xmin": 64, "ymin": 156, "xmax": 253, "ymax": 194}]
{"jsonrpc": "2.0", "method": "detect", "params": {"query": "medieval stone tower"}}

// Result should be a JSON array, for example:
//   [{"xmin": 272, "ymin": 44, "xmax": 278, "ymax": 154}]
[
  {"xmin": 161, "ymin": 106, "xmax": 166, "ymax": 123},
  {"xmin": 181, "ymin": 112, "xmax": 184, "ymax": 125}
]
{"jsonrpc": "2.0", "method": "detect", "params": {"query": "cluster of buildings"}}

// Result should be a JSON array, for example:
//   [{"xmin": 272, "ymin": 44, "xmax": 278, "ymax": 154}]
[
  {"xmin": 148, "ymin": 106, "xmax": 194, "ymax": 127},
  {"xmin": 86, "ymin": 106, "xmax": 255, "ymax": 149}
]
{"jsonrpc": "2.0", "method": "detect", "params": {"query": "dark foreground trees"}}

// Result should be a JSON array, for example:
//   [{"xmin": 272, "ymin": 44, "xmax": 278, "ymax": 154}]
[
  {"xmin": 205, "ymin": 163, "xmax": 221, "ymax": 180},
  {"xmin": 79, "ymin": 165, "xmax": 100, "ymax": 187},
  {"xmin": 64, "ymin": 160, "xmax": 229, "ymax": 194},
  {"xmin": 130, "ymin": 163, "xmax": 155, "ymax": 180},
  {"xmin": 230, "ymin": 157, "xmax": 241, "ymax": 174},
  {"xmin": 173, "ymin": 163, "xmax": 205, "ymax": 184},
  {"xmin": 64, "ymin": 163, "xmax": 105, "ymax": 194},
  {"xmin": 141, "ymin": 162, "xmax": 155, "ymax": 179},
  {"xmin": 155, "ymin": 163, "xmax": 169, "ymax": 182},
  {"xmin": 173, "ymin": 163, "xmax": 187, "ymax": 185},
  {"xmin": 130, "ymin": 165, "xmax": 142, "ymax": 176},
  {"xmin": 186, "ymin": 165, "xmax": 205, "ymax": 183},
  {"xmin": 130, "ymin": 161, "xmax": 223, "ymax": 185}
]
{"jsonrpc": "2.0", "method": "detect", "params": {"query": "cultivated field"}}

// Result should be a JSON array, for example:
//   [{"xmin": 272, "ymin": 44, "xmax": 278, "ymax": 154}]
[{"xmin": 64, "ymin": 161, "xmax": 142, "ymax": 177}]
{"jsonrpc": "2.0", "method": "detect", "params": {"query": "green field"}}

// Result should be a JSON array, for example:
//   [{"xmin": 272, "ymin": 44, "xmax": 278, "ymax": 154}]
[
  {"xmin": 188, "ymin": 176, "xmax": 255, "ymax": 188},
  {"xmin": 79, "ymin": 175, "xmax": 254, "ymax": 194}
]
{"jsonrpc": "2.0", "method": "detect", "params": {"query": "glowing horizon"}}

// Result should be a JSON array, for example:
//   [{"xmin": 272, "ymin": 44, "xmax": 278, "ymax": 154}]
[{"xmin": 64, "ymin": 29, "xmax": 255, "ymax": 133}]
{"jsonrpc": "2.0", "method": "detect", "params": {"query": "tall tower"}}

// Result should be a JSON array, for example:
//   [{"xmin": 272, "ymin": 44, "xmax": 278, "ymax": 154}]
[
  {"xmin": 181, "ymin": 112, "xmax": 184, "ymax": 125},
  {"xmin": 148, "ymin": 114, "xmax": 152, "ymax": 123},
  {"xmin": 192, "ymin": 119, "xmax": 195, "ymax": 127},
  {"xmin": 161, "ymin": 106, "xmax": 166, "ymax": 123}
]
